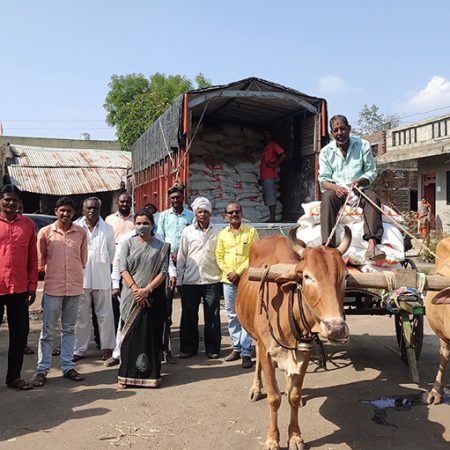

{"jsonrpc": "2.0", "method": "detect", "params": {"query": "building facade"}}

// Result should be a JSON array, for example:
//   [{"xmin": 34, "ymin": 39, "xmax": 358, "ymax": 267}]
[{"xmin": 377, "ymin": 113, "xmax": 450, "ymax": 232}]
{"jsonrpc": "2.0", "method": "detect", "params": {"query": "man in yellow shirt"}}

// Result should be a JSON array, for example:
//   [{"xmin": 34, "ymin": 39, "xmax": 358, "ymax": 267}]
[{"xmin": 216, "ymin": 202, "xmax": 259, "ymax": 368}]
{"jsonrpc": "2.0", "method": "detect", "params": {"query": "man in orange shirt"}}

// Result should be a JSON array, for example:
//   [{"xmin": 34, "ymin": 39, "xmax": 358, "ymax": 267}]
[
  {"xmin": 33, "ymin": 197, "xmax": 88, "ymax": 387},
  {"xmin": 259, "ymin": 130, "xmax": 286, "ymax": 223},
  {"xmin": 0, "ymin": 184, "xmax": 37, "ymax": 390},
  {"xmin": 105, "ymin": 192, "xmax": 134, "ymax": 331}
]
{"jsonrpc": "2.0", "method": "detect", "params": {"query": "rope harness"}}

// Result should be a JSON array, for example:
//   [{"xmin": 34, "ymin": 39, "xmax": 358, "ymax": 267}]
[{"xmin": 258, "ymin": 266, "xmax": 327, "ymax": 368}]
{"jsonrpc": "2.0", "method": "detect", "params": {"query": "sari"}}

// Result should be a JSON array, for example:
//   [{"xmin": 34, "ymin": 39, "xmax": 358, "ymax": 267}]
[{"xmin": 118, "ymin": 236, "xmax": 169, "ymax": 388}]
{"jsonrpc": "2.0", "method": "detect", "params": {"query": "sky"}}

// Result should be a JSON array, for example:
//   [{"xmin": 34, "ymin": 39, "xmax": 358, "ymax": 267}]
[{"xmin": 1, "ymin": 0, "xmax": 450, "ymax": 141}]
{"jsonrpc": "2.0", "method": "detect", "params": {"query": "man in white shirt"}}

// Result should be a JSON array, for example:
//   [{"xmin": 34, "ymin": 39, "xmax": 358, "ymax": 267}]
[
  {"xmin": 177, "ymin": 197, "xmax": 222, "ymax": 359},
  {"xmin": 73, "ymin": 197, "xmax": 116, "ymax": 362}
]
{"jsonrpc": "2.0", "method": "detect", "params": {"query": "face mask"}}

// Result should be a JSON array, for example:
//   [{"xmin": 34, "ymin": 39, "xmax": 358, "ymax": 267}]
[{"xmin": 135, "ymin": 224, "xmax": 152, "ymax": 236}]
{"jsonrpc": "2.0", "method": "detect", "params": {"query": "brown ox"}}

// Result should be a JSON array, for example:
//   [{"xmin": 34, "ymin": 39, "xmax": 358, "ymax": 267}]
[
  {"xmin": 235, "ymin": 226, "xmax": 351, "ymax": 450},
  {"xmin": 425, "ymin": 237, "xmax": 450, "ymax": 405}
]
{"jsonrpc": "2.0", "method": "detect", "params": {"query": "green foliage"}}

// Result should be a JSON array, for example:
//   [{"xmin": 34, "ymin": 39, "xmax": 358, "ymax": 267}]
[
  {"xmin": 104, "ymin": 72, "xmax": 212, "ymax": 150},
  {"xmin": 355, "ymin": 104, "xmax": 400, "ymax": 135},
  {"xmin": 104, "ymin": 74, "xmax": 150, "ymax": 127}
]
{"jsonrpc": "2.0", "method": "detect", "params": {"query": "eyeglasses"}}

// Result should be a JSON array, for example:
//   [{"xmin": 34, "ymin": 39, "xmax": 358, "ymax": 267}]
[{"xmin": 226, "ymin": 210, "xmax": 241, "ymax": 215}]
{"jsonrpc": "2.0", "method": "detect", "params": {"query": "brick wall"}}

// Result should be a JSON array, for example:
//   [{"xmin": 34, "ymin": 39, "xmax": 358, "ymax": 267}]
[
  {"xmin": 364, "ymin": 131, "xmax": 386, "ymax": 156},
  {"xmin": 372, "ymin": 160, "xmax": 418, "ymax": 211}
]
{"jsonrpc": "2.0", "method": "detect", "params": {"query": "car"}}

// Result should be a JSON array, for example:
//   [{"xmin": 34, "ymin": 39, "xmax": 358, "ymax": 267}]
[{"xmin": 24, "ymin": 214, "xmax": 56, "ymax": 233}]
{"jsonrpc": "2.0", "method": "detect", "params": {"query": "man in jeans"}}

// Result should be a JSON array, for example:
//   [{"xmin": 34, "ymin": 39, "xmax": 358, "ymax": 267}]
[
  {"xmin": 216, "ymin": 202, "xmax": 258, "ymax": 368},
  {"xmin": 177, "ymin": 197, "xmax": 222, "ymax": 359},
  {"xmin": 33, "ymin": 197, "xmax": 88, "ymax": 387},
  {"xmin": 0, "ymin": 184, "xmax": 38, "ymax": 390}
]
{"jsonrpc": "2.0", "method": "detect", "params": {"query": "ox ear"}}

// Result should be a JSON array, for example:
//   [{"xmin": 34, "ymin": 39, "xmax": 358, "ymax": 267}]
[
  {"xmin": 431, "ymin": 288, "xmax": 450, "ymax": 305},
  {"xmin": 288, "ymin": 225, "xmax": 306, "ymax": 259},
  {"xmin": 275, "ymin": 269, "xmax": 300, "ymax": 284}
]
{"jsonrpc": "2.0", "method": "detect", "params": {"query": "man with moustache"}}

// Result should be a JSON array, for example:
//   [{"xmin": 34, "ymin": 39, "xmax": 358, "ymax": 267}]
[
  {"xmin": 0, "ymin": 184, "xmax": 37, "ymax": 390},
  {"xmin": 318, "ymin": 114, "xmax": 384, "ymax": 260},
  {"xmin": 33, "ymin": 197, "xmax": 88, "ymax": 386},
  {"xmin": 176, "ymin": 197, "xmax": 222, "ymax": 359},
  {"xmin": 73, "ymin": 197, "xmax": 116, "ymax": 362},
  {"xmin": 216, "ymin": 201, "xmax": 258, "ymax": 368}
]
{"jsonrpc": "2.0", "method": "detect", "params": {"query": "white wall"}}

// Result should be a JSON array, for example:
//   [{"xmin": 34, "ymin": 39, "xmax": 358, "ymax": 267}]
[{"xmin": 418, "ymin": 154, "xmax": 450, "ymax": 233}]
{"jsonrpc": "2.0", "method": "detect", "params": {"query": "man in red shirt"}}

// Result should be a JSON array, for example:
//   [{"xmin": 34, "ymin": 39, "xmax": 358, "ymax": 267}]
[
  {"xmin": 0, "ymin": 184, "xmax": 38, "ymax": 390},
  {"xmin": 259, "ymin": 130, "xmax": 286, "ymax": 222}
]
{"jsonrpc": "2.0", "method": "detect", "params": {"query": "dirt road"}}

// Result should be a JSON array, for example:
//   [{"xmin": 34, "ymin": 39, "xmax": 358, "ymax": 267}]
[{"xmin": 1, "ymin": 294, "xmax": 449, "ymax": 450}]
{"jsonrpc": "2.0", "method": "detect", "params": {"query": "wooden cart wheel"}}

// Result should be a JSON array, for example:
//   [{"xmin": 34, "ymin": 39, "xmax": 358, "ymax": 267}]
[{"xmin": 395, "ymin": 311, "xmax": 424, "ymax": 383}]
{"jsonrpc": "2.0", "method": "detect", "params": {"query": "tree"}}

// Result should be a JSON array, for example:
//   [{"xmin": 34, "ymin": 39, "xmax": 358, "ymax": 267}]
[
  {"xmin": 104, "ymin": 72, "xmax": 212, "ymax": 150},
  {"xmin": 355, "ymin": 104, "xmax": 400, "ymax": 136}
]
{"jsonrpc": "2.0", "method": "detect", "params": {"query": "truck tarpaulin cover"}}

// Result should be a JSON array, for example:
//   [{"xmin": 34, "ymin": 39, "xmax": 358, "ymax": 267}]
[{"xmin": 131, "ymin": 95, "xmax": 184, "ymax": 173}]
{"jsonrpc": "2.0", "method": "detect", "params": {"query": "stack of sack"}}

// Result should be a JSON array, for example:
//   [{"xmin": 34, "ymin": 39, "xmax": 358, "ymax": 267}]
[
  {"xmin": 296, "ymin": 201, "xmax": 405, "ymax": 270},
  {"xmin": 188, "ymin": 122, "xmax": 282, "ymax": 222}
]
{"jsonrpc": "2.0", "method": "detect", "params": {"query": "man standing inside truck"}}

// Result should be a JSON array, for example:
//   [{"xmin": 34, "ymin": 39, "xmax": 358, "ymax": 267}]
[
  {"xmin": 158, "ymin": 185, "xmax": 194, "ymax": 363},
  {"xmin": 318, "ymin": 114, "xmax": 384, "ymax": 261},
  {"xmin": 259, "ymin": 130, "xmax": 286, "ymax": 223}
]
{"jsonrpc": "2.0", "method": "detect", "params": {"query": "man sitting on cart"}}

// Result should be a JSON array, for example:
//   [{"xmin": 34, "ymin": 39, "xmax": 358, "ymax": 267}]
[{"xmin": 318, "ymin": 114, "xmax": 385, "ymax": 261}]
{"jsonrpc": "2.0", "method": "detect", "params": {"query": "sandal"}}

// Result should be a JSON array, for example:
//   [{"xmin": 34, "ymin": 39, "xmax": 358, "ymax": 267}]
[
  {"xmin": 365, "ymin": 249, "xmax": 386, "ymax": 261},
  {"xmin": 63, "ymin": 369, "xmax": 84, "ymax": 382},
  {"xmin": 32, "ymin": 373, "xmax": 47, "ymax": 387},
  {"xmin": 7, "ymin": 378, "xmax": 34, "ymax": 391}
]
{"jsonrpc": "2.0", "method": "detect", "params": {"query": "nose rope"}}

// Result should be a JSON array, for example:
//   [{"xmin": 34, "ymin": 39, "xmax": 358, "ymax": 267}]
[{"xmin": 257, "ymin": 266, "xmax": 323, "ymax": 353}]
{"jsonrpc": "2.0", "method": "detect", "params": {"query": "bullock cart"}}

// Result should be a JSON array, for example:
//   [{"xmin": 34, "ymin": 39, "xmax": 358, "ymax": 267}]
[{"xmin": 248, "ymin": 262, "xmax": 450, "ymax": 384}]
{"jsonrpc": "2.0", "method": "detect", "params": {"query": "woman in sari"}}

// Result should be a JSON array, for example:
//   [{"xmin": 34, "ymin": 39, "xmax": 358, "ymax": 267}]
[
  {"xmin": 417, "ymin": 197, "xmax": 431, "ymax": 245},
  {"xmin": 118, "ymin": 210, "xmax": 169, "ymax": 388}
]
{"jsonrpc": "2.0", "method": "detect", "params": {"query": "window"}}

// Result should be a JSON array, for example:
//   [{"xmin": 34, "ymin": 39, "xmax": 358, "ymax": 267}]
[
  {"xmin": 433, "ymin": 120, "xmax": 448, "ymax": 139},
  {"xmin": 392, "ymin": 133, "xmax": 396, "ymax": 147},
  {"xmin": 371, "ymin": 144, "xmax": 379, "ymax": 156}
]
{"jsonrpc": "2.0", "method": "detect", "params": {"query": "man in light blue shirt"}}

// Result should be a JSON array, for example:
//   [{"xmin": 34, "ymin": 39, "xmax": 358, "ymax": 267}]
[
  {"xmin": 318, "ymin": 115, "xmax": 384, "ymax": 260},
  {"xmin": 158, "ymin": 185, "xmax": 194, "ymax": 362}
]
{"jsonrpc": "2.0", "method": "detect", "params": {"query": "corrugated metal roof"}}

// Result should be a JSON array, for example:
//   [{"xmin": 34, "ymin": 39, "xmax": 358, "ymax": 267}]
[
  {"xmin": 11, "ymin": 146, "xmax": 130, "ymax": 168},
  {"xmin": 7, "ymin": 146, "xmax": 131, "ymax": 195},
  {"xmin": 8, "ymin": 166, "xmax": 128, "ymax": 195}
]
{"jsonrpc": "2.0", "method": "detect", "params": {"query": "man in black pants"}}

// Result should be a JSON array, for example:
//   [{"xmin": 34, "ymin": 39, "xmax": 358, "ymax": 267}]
[
  {"xmin": 318, "ymin": 114, "xmax": 384, "ymax": 261},
  {"xmin": 0, "ymin": 184, "xmax": 38, "ymax": 390},
  {"xmin": 176, "ymin": 197, "xmax": 222, "ymax": 359}
]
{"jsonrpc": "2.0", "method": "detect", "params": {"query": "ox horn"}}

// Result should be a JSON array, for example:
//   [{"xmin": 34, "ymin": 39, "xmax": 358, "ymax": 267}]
[
  {"xmin": 288, "ymin": 225, "xmax": 306, "ymax": 258},
  {"xmin": 336, "ymin": 225, "xmax": 352, "ymax": 255}
]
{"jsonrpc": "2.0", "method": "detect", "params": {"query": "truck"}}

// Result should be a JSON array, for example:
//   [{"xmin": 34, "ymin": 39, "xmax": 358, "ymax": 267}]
[{"xmin": 132, "ymin": 77, "xmax": 328, "ymax": 223}]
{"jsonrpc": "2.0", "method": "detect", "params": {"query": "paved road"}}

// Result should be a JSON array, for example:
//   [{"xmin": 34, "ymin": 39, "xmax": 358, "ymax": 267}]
[{"xmin": 1, "ymin": 295, "xmax": 449, "ymax": 450}]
